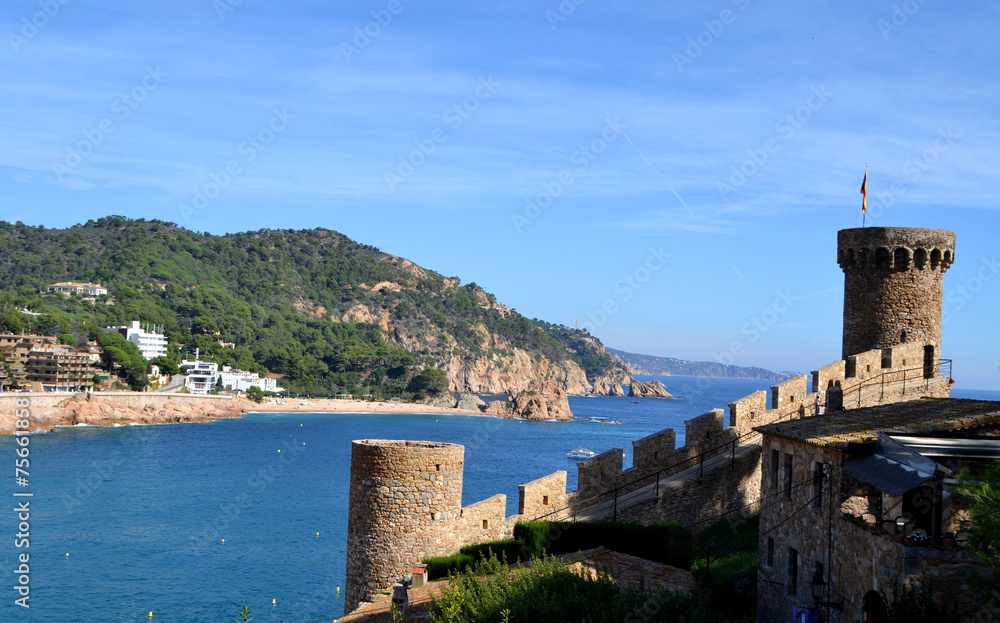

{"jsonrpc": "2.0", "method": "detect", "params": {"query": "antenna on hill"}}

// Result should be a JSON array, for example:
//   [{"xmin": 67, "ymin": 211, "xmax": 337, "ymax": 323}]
[{"xmin": 575, "ymin": 318, "xmax": 582, "ymax": 330}]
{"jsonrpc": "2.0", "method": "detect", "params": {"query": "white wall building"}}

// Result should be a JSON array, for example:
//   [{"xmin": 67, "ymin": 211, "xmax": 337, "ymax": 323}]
[
  {"xmin": 180, "ymin": 358, "xmax": 219, "ymax": 395},
  {"xmin": 47, "ymin": 282, "xmax": 108, "ymax": 297},
  {"xmin": 104, "ymin": 321, "xmax": 167, "ymax": 360},
  {"xmin": 219, "ymin": 365, "xmax": 283, "ymax": 394}
]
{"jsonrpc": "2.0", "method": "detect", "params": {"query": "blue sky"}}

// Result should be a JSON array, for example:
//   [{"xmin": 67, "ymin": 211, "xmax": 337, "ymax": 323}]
[{"xmin": 2, "ymin": 1, "xmax": 998, "ymax": 389}]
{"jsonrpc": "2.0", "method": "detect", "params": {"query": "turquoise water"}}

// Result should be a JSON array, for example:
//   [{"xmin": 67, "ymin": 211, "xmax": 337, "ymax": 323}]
[{"xmin": 1, "ymin": 376, "xmax": 996, "ymax": 623}]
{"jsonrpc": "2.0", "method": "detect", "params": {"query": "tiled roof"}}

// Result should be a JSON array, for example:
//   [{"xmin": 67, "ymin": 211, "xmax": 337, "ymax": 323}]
[{"xmin": 754, "ymin": 399, "xmax": 1000, "ymax": 449}]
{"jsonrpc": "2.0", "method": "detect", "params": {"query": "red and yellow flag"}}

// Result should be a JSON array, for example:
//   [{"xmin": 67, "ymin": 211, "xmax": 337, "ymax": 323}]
[{"xmin": 860, "ymin": 165, "xmax": 868, "ymax": 214}]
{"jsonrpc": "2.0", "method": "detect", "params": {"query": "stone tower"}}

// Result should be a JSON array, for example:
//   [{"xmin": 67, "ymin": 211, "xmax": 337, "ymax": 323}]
[
  {"xmin": 838, "ymin": 227, "xmax": 955, "ymax": 359},
  {"xmin": 344, "ymin": 440, "xmax": 464, "ymax": 615}
]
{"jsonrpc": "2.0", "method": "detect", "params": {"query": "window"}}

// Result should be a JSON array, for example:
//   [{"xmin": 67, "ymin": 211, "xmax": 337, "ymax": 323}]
[
  {"xmin": 787, "ymin": 548, "xmax": 798, "ymax": 596},
  {"xmin": 542, "ymin": 495, "xmax": 549, "ymax": 506},
  {"xmin": 482, "ymin": 519, "xmax": 489, "ymax": 529},
  {"xmin": 783, "ymin": 453, "xmax": 793, "ymax": 497},
  {"xmin": 812, "ymin": 462, "xmax": 825, "ymax": 509},
  {"xmin": 766, "ymin": 537, "xmax": 774, "ymax": 568},
  {"xmin": 770, "ymin": 450, "xmax": 780, "ymax": 491}
]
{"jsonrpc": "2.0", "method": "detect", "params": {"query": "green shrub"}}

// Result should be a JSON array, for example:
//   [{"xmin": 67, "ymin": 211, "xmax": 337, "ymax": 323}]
[
  {"xmin": 429, "ymin": 552, "xmax": 735, "ymax": 623},
  {"xmin": 513, "ymin": 521, "xmax": 693, "ymax": 570},
  {"xmin": 425, "ymin": 540, "xmax": 524, "ymax": 579}
]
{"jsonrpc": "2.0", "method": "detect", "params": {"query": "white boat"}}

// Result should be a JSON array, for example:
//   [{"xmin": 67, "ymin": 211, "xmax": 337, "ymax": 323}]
[{"xmin": 567, "ymin": 447, "xmax": 596, "ymax": 459}]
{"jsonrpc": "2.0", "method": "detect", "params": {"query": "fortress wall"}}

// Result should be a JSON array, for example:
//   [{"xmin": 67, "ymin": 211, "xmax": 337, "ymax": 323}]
[
  {"xmin": 631, "ymin": 427, "xmax": 676, "ymax": 473},
  {"xmin": 576, "ymin": 448, "xmax": 624, "ymax": 500},
  {"xmin": 517, "ymin": 471, "xmax": 567, "ymax": 518},
  {"xmin": 459, "ymin": 494, "xmax": 511, "ymax": 542},
  {"xmin": 729, "ymin": 390, "xmax": 767, "ymax": 437},
  {"xmin": 344, "ymin": 440, "xmax": 464, "ymax": 614},
  {"xmin": 616, "ymin": 446, "xmax": 762, "ymax": 530},
  {"xmin": 770, "ymin": 376, "xmax": 808, "ymax": 413}
]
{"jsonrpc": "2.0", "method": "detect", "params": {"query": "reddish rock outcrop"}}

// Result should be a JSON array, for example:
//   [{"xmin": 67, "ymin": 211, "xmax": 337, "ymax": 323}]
[
  {"xmin": 628, "ymin": 380, "xmax": 676, "ymax": 399},
  {"xmin": 482, "ymin": 383, "xmax": 573, "ymax": 420},
  {"xmin": 592, "ymin": 378, "xmax": 626, "ymax": 396}
]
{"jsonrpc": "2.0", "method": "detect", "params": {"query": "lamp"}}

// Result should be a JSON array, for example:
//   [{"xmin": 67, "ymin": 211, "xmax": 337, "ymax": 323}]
[{"xmin": 810, "ymin": 573, "xmax": 843, "ymax": 611}]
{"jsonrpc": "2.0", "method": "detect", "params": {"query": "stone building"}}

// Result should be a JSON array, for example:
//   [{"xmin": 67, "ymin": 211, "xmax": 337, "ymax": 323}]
[
  {"xmin": 755, "ymin": 400, "xmax": 998, "ymax": 621},
  {"xmin": 344, "ymin": 440, "xmax": 508, "ymax": 614},
  {"xmin": 839, "ymin": 227, "xmax": 955, "ymax": 359}
]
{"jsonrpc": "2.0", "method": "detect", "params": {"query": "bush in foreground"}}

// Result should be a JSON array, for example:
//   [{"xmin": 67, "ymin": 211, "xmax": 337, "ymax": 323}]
[{"xmin": 429, "ymin": 552, "xmax": 736, "ymax": 623}]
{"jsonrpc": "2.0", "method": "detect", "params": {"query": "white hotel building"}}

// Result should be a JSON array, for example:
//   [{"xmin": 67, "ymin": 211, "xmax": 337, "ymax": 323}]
[
  {"xmin": 180, "ymin": 358, "xmax": 219, "ymax": 395},
  {"xmin": 219, "ymin": 365, "xmax": 283, "ymax": 394},
  {"xmin": 104, "ymin": 321, "xmax": 168, "ymax": 360}
]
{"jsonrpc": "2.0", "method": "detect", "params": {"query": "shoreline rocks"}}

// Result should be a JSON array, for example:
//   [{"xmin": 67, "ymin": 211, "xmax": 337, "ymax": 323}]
[
  {"xmin": 628, "ymin": 380, "xmax": 676, "ymax": 399},
  {"xmin": 480, "ymin": 382, "xmax": 574, "ymax": 421}
]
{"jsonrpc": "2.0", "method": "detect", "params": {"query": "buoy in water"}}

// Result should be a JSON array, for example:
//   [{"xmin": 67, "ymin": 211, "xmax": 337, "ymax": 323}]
[
  {"xmin": 337, "ymin": 587, "xmax": 340, "ymax": 593},
  {"xmin": 272, "ymin": 599, "xmax": 276, "ymax": 606},
  {"xmin": 149, "ymin": 613, "xmax": 153, "ymax": 619},
  {"xmin": 65, "ymin": 553, "xmax": 69, "ymax": 557},
  {"xmin": 316, "ymin": 532, "xmax": 319, "ymax": 536},
  {"xmin": 221, "ymin": 539, "xmax": 225, "ymax": 544}
]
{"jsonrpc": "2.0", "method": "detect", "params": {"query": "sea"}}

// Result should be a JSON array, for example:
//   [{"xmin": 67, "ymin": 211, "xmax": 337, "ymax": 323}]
[{"xmin": 1, "ymin": 376, "xmax": 997, "ymax": 623}]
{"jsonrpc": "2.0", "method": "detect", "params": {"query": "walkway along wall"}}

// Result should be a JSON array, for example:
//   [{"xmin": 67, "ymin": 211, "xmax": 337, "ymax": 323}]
[{"xmin": 342, "ymin": 342, "xmax": 952, "ymax": 614}]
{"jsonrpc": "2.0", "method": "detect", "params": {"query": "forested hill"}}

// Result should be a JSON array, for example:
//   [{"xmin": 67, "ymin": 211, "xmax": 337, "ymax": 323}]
[
  {"xmin": 0, "ymin": 216, "xmax": 626, "ymax": 396},
  {"xmin": 607, "ymin": 348, "xmax": 797, "ymax": 381}
]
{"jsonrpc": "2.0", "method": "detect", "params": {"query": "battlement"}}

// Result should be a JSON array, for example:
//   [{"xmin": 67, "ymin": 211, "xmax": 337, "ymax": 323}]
[
  {"xmin": 839, "ymin": 227, "xmax": 955, "ymax": 358},
  {"xmin": 837, "ymin": 227, "xmax": 955, "ymax": 274}
]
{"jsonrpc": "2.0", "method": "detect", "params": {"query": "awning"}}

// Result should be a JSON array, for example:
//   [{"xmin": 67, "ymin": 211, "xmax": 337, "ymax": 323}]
[{"xmin": 843, "ymin": 431, "xmax": 941, "ymax": 496}]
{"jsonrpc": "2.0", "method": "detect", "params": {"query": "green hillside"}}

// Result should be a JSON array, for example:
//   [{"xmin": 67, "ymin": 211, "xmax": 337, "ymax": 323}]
[
  {"xmin": 607, "ymin": 347, "xmax": 796, "ymax": 381},
  {"xmin": 0, "ymin": 216, "xmax": 624, "ymax": 396}
]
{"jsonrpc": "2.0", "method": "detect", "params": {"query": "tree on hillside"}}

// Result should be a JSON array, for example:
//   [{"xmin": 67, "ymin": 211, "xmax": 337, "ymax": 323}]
[
  {"xmin": 407, "ymin": 367, "xmax": 449, "ymax": 400},
  {"xmin": 957, "ymin": 459, "xmax": 1000, "ymax": 571},
  {"xmin": 96, "ymin": 331, "xmax": 149, "ymax": 391}
]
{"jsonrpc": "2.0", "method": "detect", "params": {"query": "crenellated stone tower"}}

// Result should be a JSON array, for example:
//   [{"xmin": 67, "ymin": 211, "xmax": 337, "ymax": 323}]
[
  {"xmin": 344, "ymin": 439, "xmax": 465, "ymax": 615},
  {"xmin": 838, "ymin": 227, "xmax": 955, "ymax": 359}
]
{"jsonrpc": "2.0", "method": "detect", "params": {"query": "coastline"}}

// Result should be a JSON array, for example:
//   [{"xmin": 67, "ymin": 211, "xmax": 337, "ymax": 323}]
[
  {"xmin": 250, "ymin": 398, "xmax": 484, "ymax": 417},
  {"xmin": 0, "ymin": 393, "xmax": 492, "ymax": 435}
]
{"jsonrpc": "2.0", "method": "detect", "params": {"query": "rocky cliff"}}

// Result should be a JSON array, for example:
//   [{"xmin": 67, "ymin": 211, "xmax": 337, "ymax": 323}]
[
  {"xmin": 628, "ymin": 380, "xmax": 676, "ymax": 399},
  {"xmin": 0, "ymin": 395, "xmax": 254, "ymax": 434},
  {"xmin": 482, "ymin": 382, "xmax": 573, "ymax": 420},
  {"xmin": 592, "ymin": 378, "xmax": 626, "ymax": 396}
]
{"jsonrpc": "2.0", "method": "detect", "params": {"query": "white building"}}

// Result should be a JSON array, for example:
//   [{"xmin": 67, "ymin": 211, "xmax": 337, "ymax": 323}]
[
  {"xmin": 104, "ymin": 321, "xmax": 167, "ymax": 360},
  {"xmin": 47, "ymin": 282, "xmax": 108, "ymax": 297},
  {"xmin": 180, "ymin": 357, "xmax": 219, "ymax": 395},
  {"xmin": 219, "ymin": 365, "xmax": 283, "ymax": 394}
]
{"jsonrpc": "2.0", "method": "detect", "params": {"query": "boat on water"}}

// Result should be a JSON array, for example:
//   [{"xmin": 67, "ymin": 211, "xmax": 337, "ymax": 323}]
[{"xmin": 567, "ymin": 447, "xmax": 597, "ymax": 459}]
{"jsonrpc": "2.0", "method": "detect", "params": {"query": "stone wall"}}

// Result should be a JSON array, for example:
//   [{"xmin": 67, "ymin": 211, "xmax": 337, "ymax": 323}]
[
  {"xmin": 616, "ymin": 446, "xmax": 762, "ymax": 530},
  {"xmin": 839, "ymin": 227, "xmax": 955, "ymax": 358},
  {"xmin": 0, "ymin": 390, "xmax": 232, "ymax": 413},
  {"xmin": 757, "ymin": 437, "xmax": 843, "ymax": 622},
  {"xmin": 344, "ymin": 440, "xmax": 465, "ymax": 614},
  {"xmin": 517, "ymin": 471, "xmax": 568, "ymax": 519},
  {"xmin": 576, "ymin": 447, "xmax": 624, "ymax": 501},
  {"xmin": 632, "ymin": 427, "xmax": 676, "ymax": 473},
  {"xmin": 459, "ymin": 494, "xmax": 511, "ymax": 543}
]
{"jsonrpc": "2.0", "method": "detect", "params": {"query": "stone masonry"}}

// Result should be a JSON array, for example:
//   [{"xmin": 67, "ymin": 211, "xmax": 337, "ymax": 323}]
[
  {"xmin": 839, "ymin": 227, "xmax": 955, "ymax": 359},
  {"xmin": 345, "ymin": 440, "xmax": 467, "ymax": 614}
]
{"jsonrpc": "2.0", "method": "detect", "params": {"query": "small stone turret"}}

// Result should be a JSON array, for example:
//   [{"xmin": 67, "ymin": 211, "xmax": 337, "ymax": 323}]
[
  {"xmin": 838, "ymin": 227, "xmax": 955, "ymax": 359},
  {"xmin": 344, "ymin": 440, "xmax": 464, "ymax": 615}
]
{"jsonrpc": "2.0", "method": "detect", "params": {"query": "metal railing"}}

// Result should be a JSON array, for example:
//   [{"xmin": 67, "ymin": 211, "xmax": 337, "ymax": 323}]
[
  {"xmin": 840, "ymin": 359, "xmax": 952, "ymax": 408},
  {"xmin": 530, "ymin": 407, "xmax": 805, "ymax": 523}
]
